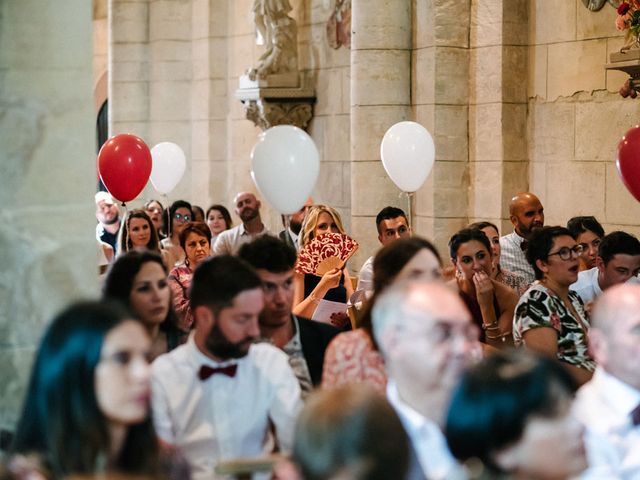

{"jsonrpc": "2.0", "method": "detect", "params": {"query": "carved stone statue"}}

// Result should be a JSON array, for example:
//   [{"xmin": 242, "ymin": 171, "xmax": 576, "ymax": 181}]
[{"xmin": 248, "ymin": 0, "xmax": 298, "ymax": 82}]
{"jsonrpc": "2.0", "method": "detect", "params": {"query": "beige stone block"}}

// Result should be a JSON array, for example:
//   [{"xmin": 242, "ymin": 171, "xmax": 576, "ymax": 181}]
[
  {"xmin": 207, "ymin": 160, "xmax": 228, "ymax": 202},
  {"xmin": 547, "ymin": 40, "xmax": 607, "ymax": 100},
  {"xmin": 351, "ymin": 161, "xmax": 405, "ymax": 216},
  {"xmin": 209, "ymin": 38, "xmax": 229, "ymax": 78},
  {"xmin": 530, "ymin": 0, "xmax": 575, "ymax": 44},
  {"xmin": 191, "ymin": 78, "xmax": 226, "ymax": 120},
  {"xmin": 575, "ymin": 99, "xmax": 638, "ymax": 161},
  {"xmin": 435, "ymin": 105, "xmax": 468, "ymax": 161},
  {"xmin": 503, "ymin": 103, "xmax": 528, "ymax": 161},
  {"xmin": 149, "ymin": 0, "xmax": 192, "ymax": 41},
  {"xmin": 432, "ymin": 161, "xmax": 469, "ymax": 217},
  {"xmin": 111, "ymin": 81, "xmax": 150, "ymax": 122},
  {"xmin": 351, "ymin": 105, "xmax": 411, "ymax": 162},
  {"xmin": 469, "ymin": 161, "xmax": 503, "ymax": 219},
  {"xmin": 414, "ymin": 0, "xmax": 435, "ymax": 49},
  {"xmin": 352, "ymin": 0, "xmax": 411, "ymax": 50},
  {"xmin": 324, "ymin": 114, "xmax": 350, "ymax": 162},
  {"xmin": 209, "ymin": 0, "xmax": 230, "ymax": 38},
  {"xmin": 502, "ymin": 0, "xmax": 528, "ymax": 46},
  {"xmin": 528, "ymin": 101, "xmax": 575, "ymax": 163},
  {"xmin": 502, "ymin": 46, "xmax": 528, "ymax": 103},
  {"xmin": 501, "ymin": 161, "xmax": 529, "ymax": 212},
  {"xmin": 149, "ymin": 80, "xmax": 191, "ymax": 120},
  {"xmin": 349, "ymin": 215, "xmax": 381, "ymax": 276},
  {"xmin": 433, "ymin": 217, "xmax": 469, "ymax": 259},
  {"xmin": 229, "ymin": 0, "xmax": 255, "ymax": 37},
  {"xmin": 229, "ymin": 119, "xmax": 261, "ymax": 162},
  {"xmin": 528, "ymin": 44, "xmax": 547, "ymax": 99},
  {"xmin": 433, "ymin": 0, "xmax": 470, "ymax": 48},
  {"xmin": 546, "ymin": 162, "xmax": 605, "ymax": 220},
  {"xmin": 190, "ymin": 158, "xmax": 212, "ymax": 206},
  {"xmin": 112, "ymin": 61, "xmax": 150, "ymax": 82},
  {"xmin": 603, "ymin": 224, "xmax": 640, "ymax": 237},
  {"xmin": 316, "ymin": 68, "xmax": 345, "ymax": 116},
  {"xmin": 605, "ymin": 162, "xmax": 640, "ymax": 224},
  {"xmin": 606, "ymin": 37, "xmax": 632, "ymax": 93},
  {"xmin": 529, "ymin": 161, "xmax": 547, "ymax": 203},
  {"xmin": 470, "ymin": 0, "xmax": 502, "ymax": 48},
  {"xmin": 341, "ymin": 67, "xmax": 351, "ymax": 114},
  {"xmin": 576, "ymin": 3, "xmax": 619, "ymax": 40},
  {"xmin": 470, "ymin": 46, "xmax": 502, "ymax": 104},
  {"xmin": 308, "ymin": 115, "xmax": 326, "ymax": 163},
  {"xmin": 150, "ymin": 60, "xmax": 192, "ymax": 82},
  {"xmin": 111, "ymin": 2, "xmax": 149, "ymax": 43},
  {"xmin": 416, "ymin": 171, "xmax": 436, "ymax": 217},
  {"xmin": 111, "ymin": 121, "xmax": 150, "ymax": 141},
  {"xmin": 316, "ymin": 161, "xmax": 348, "ymax": 207},
  {"xmin": 435, "ymin": 47, "xmax": 469, "ymax": 105},
  {"xmin": 112, "ymin": 43, "xmax": 149, "ymax": 63},
  {"xmin": 469, "ymin": 103, "xmax": 501, "ymax": 161},
  {"xmin": 191, "ymin": 0, "xmax": 210, "ymax": 39},
  {"xmin": 148, "ymin": 120, "xmax": 191, "ymax": 154},
  {"xmin": 351, "ymin": 50, "xmax": 411, "ymax": 106},
  {"xmin": 412, "ymin": 47, "xmax": 436, "ymax": 105},
  {"xmin": 149, "ymin": 40, "xmax": 192, "ymax": 62},
  {"xmin": 413, "ymin": 104, "xmax": 436, "ymax": 134}
]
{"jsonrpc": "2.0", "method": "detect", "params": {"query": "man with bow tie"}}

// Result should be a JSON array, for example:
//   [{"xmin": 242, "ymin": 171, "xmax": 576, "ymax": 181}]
[
  {"xmin": 499, "ymin": 192, "xmax": 545, "ymax": 284},
  {"xmin": 573, "ymin": 284, "xmax": 640, "ymax": 478},
  {"xmin": 151, "ymin": 255, "xmax": 302, "ymax": 480}
]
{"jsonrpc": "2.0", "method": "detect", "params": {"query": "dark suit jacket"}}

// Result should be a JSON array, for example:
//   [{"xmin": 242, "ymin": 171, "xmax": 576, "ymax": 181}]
[
  {"xmin": 278, "ymin": 229, "xmax": 297, "ymax": 251},
  {"xmin": 296, "ymin": 316, "xmax": 340, "ymax": 386}
]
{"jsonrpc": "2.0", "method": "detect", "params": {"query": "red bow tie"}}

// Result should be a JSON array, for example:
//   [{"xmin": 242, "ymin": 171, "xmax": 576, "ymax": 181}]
[
  {"xmin": 198, "ymin": 364, "xmax": 237, "ymax": 380},
  {"xmin": 520, "ymin": 239, "xmax": 529, "ymax": 252}
]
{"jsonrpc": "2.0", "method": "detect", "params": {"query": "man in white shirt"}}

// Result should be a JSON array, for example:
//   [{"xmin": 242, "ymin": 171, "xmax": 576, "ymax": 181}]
[
  {"xmin": 95, "ymin": 191, "xmax": 121, "ymax": 253},
  {"xmin": 571, "ymin": 231, "xmax": 640, "ymax": 305},
  {"xmin": 371, "ymin": 281, "xmax": 481, "ymax": 480},
  {"xmin": 151, "ymin": 255, "xmax": 302, "ymax": 480},
  {"xmin": 573, "ymin": 284, "xmax": 640, "ymax": 479},
  {"xmin": 499, "ymin": 192, "xmax": 544, "ymax": 284},
  {"xmin": 213, "ymin": 192, "xmax": 271, "ymax": 255},
  {"xmin": 356, "ymin": 206, "xmax": 411, "ymax": 295}
]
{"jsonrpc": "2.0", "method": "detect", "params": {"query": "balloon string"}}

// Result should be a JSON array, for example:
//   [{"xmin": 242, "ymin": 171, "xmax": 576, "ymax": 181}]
[{"xmin": 398, "ymin": 191, "xmax": 414, "ymax": 230}]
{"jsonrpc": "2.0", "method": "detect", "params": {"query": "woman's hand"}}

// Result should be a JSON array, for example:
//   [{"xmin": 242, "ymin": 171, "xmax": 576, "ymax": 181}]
[
  {"xmin": 317, "ymin": 268, "xmax": 342, "ymax": 291},
  {"xmin": 473, "ymin": 271, "xmax": 494, "ymax": 306}
]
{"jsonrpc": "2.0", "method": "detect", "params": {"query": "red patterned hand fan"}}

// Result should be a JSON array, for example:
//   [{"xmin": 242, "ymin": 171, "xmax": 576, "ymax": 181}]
[{"xmin": 296, "ymin": 233, "xmax": 359, "ymax": 276}]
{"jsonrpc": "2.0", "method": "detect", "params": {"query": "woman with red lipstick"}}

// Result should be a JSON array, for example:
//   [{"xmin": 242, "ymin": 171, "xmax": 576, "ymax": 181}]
[
  {"xmin": 10, "ymin": 301, "xmax": 177, "ymax": 478},
  {"xmin": 514, "ymin": 226, "xmax": 596, "ymax": 386},
  {"xmin": 104, "ymin": 251, "xmax": 182, "ymax": 359},
  {"xmin": 168, "ymin": 222, "xmax": 212, "ymax": 334}
]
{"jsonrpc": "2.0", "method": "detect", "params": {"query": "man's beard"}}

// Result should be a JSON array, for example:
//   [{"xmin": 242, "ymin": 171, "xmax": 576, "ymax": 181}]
[
  {"xmin": 204, "ymin": 322, "xmax": 256, "ymax": 360},
  {"xmin": 102, "ymin": 214, "xmax": 119, "ymax": 226},
  {"xmin": 289, "ymin": 218, "xmax": 302, "ymax": 235},
  {"xmin": 240, "ymin": 208, "xmax": 259, "ymax": 223}
]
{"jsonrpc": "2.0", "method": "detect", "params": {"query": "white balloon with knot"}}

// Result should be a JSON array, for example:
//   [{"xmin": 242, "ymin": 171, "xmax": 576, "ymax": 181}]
[
  {"xmin": 150, "ymin": 142, "xmax": 187, "ymax": 194},
  {"xmin": 251, "ymin": 125, "xmax": 320, "ymax": 214},
  {"xmin": 380, "ymin": 121, "xmax": 435, "ymax": 193}
]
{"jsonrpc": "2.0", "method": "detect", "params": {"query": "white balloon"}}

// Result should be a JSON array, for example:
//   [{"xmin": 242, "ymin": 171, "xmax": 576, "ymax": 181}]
[
  {"xmin": 380, "ymin": 121, "xmax": 435, "ymax": 192},
  {"xmin": 150, "ymin": 142, "xmax": 186, "ymax": 194},
  {"xmin": 251, "ymin": 126, "xmax": 320, "ymax": 214}
]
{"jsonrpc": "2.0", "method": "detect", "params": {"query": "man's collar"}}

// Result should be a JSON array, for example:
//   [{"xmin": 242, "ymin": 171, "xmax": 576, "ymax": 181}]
[
  {"xmin": 386, "ymin": 381, "xmax": 429, "ymax": 431},
  {"xmin": 592, "ymin": 367, "xmax": 640, "ymax": 417}
]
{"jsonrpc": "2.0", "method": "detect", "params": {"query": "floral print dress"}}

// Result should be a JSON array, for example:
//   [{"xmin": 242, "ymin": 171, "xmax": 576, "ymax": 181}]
[{"xmin": 513, "ymin": 282, "xmax": 596, "ymax": 372}]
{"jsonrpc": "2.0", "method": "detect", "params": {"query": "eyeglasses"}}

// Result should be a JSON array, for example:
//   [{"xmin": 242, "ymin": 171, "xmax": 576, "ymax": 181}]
[
  {"xmin": 547, "ymin": 245, "xmax": 584, "ymax": 261},
  {"xmin": 174, "ymin": 213, "xmax": 191, "ymax": 222}
]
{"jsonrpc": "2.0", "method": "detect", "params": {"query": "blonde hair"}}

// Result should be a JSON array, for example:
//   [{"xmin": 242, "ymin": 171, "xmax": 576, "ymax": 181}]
[{"xmin": 299, "ymin": 205, "xmax": 346, "ymax": 248}]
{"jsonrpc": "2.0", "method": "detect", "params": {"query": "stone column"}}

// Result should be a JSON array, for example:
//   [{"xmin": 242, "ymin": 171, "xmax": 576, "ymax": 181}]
[
  {"xmin": 0, "ymin": 0, "xmax": 96, "ymax": 433},
  {"xmin": 349, "ymin": 0, "xmax": 412, "ymax": 271},
  {"xmin": 468, "ymin": 0, "xmax": 528, "ymax": 232}
]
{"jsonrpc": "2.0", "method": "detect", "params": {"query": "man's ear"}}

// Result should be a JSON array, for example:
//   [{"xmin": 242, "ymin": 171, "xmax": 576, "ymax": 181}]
[
  {"xmin": 588, "ymin": 328, "xmax": 607, "ymax": 365},
  {"xmin": 377, "ymin": 233, "xmax": 384, "ymax": 244},
  {"xmin": 194, "ymin": 305, "xmax": 214, "ymax": 329},
  {"xmin": 595, "ymin": 256, "xmax": 605, "ymax": 273},
  {"xmin": 509, "ymin": 214, "xmax": 518, "ymax": 228},
  {"xmin": 256, "ymin": 199, "xmax": 261, "ymax": 210}
]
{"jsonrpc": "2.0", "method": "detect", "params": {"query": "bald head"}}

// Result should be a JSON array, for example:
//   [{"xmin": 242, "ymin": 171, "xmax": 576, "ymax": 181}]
[
  {"xmin": 508, "ymin": 192, "xmax": 544, "ymax": 238},
  {"xmin": 234, "ymin": 192, "xmax": 261, "ymax": 223},
  {"xmin": 590, "ymin": 283, "xmax": 640, "ymax": 389}
]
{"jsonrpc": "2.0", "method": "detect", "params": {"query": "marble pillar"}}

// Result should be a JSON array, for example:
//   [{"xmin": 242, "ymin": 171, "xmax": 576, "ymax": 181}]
[
  {"xmin": 0, "ymin": 0, "xmax": 97, "ymax": 434},
  {"xmin": 350, "ymin": 0, "xmax": 412, "ymax": 271}
]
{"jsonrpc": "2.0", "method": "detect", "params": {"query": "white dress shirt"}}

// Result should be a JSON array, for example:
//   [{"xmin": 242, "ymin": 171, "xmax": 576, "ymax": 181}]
[
  {"xmin": 212, "ymin": 223, "xmax": 271, "ymax": 256},
  {"xmin": 386, "ymin": 382, "xmax": 464, "ymax": 480},
  {"xmin": 570, "ymin": 267, "xmax": 602, "ymax": 304},
  {"xmin": 500, "ymin": 231, "xmax": 535, "ymax": 284},
  {"xmin": 356, "ymin": 255, "xmax": 374, "ymax": 294},
  {"xmin": 573, "ymin": 368, "xmax": 640, "ymax": 479},
  {"xmin": 151, "ymin": 336, "xmax": 302, "ymax": 480}
]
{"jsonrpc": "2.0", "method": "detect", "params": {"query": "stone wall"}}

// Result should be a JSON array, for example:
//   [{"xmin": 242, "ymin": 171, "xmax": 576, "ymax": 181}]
[{"xmin": 0, "ymin": 1, "xmax": 97, "ymax": 434}]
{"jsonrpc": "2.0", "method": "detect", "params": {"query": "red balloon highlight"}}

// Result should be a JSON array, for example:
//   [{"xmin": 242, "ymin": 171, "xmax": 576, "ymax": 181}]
[{"xmin": 97, "ymin": 134, "xmax": 152, "ymax": 203}]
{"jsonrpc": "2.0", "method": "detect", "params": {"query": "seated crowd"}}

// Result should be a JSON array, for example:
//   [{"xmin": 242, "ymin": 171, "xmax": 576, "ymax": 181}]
[{"xmin": 3, "ymin": 190, "xmax": 640, "ymax": 480}]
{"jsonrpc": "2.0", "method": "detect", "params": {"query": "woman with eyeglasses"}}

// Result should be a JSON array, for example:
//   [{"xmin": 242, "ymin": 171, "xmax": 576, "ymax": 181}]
[
  {"xmin": 514, "ymin": 226, "xmax": 596, "ymax": 386},
  {"xmin": 160, "ymin": 200, "xmax": 194, "ymax": 269},
  {"xmin": 168, "ymin": 222, "xmax": 212, "ymax": 334},
  {"xmin": 567, "ymin": 216, "xmax": 605, "ymax": 271}
]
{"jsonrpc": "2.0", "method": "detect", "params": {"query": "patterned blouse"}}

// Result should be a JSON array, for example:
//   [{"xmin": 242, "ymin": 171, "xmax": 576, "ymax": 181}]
[
  {"xmin": 321, "ymin": 329, "xmax": 387, "ymax": 394},
  {"xmin": 513, "ymin": 282, "xmax": 596, "ymax": 371},
  {"xmin": 168, "ymin": 263, "xmax": 194, "ymax": 334}
]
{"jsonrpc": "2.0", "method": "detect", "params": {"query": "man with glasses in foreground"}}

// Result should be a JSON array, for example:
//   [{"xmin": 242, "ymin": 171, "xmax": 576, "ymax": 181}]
[
  {"xmin": 213, "ymin": 192, "xmax": 271, "ymax": 255},
  {"xmin": 571, "ymin": 231, "xmax": 640, "ymax": 309},
  {"xmin": 513, "ymin": 226, "xmax": 596, "ymax": 387}
]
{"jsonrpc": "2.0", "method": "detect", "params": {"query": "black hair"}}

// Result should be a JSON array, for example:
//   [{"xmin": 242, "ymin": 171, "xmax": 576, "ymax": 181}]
[
  {"xmin": 164, "ymin": 200, "xmax": 193, "ymax": 234},
  {"xmin": 468, "ymin": 221, "xmax": 499, "ymax": 235},
  {"xmin": 598, "ymin": 230, "xmax": 640, "ymax": 265},
  {"xmin": 190, "ymin": 255, "xmax": 262, "ymax": 311},
  {"xmin": 11, "ymin": 301, "xmax": 160, "ymax": 477},
  {"xmin": 103, "ymin": 250, "xmax": 181, "ymax": 340},
  {"xmin": 445, "ymin": 350, "xmax": 576, "ymax": 474},
  {"xmin": 206, "ymin": 204, "xmax": 233, "ymax": 229},
  {"xmin": 525, "ymin": 226, "xmax": 574, "ymax": 280},
  {"xmin": 178, "ymin": 222, "xmax": 212, "ymax": 250},
  {"xmin": 238, "ymin": 235, "xmax": 297, "ymax": 273},
  {"xmin": 567, "ymin": 216, "xmax": 605, "ymax": 239},
  {"xmin": 448, "ymin": 228, "xmax": 492, "ymax": 260},
  {"xmin": 375, "ymin": 206, "xmax": 408, "ymax": 234}
]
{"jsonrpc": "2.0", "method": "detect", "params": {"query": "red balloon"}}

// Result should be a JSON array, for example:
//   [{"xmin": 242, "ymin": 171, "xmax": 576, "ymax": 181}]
[{"xmin": 98, "ymin": 134, "xmax": 152, "ymax": 203}]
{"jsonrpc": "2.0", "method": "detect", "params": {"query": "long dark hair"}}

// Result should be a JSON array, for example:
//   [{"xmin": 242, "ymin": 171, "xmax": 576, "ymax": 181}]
[
  {"xmin": 118, "ymin": 209, "xmax": 161, "ymax": 254},
  {"xmin": 11, "ymin": 301, "xmax": 160, "ymax": 477},
  {"xmin": 103, "ymin": 251, "xmax": 181, "ymax": 344}
]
